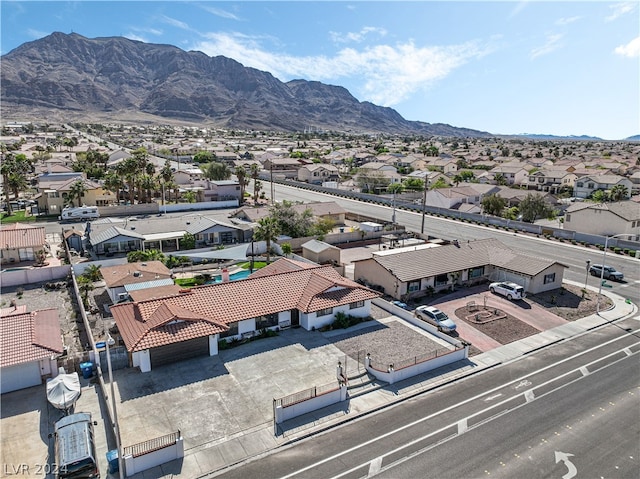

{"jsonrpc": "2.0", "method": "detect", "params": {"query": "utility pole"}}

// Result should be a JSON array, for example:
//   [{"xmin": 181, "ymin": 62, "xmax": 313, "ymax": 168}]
[
  {"xmin": 420, "ymin": 179, "xmax": 428, "ymax": 234},
  {"xmin": 270, "ymin": 164, "xmax": 275, "ymax": 205}
]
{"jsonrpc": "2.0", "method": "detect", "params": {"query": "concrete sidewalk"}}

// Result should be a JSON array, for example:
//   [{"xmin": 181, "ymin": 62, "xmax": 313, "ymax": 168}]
[{"xmin": 126, "ymin": 285, "xmax": 637, "ymax": 479}]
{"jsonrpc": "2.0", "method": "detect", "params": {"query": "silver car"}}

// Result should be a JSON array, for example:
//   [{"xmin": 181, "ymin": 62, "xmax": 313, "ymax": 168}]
[{"xmin": 415, "ymin": 306, "xmax": 457, "ymax": 333}]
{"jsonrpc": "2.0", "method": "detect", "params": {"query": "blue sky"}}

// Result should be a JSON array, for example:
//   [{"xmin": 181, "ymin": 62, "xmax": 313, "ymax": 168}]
[{"xmin": 1, "ymin": 1, "xmax": 638, "ymax": 140}]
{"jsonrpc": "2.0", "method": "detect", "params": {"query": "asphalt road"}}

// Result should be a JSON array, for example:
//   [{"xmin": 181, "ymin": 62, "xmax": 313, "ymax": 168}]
[
  {"xmin": 211, "ymin": 317, "xmax": 640, "ymax": 479},
  {"xmin": 270, "ymin": 183, "xmax": 640, "ymax": 306}
]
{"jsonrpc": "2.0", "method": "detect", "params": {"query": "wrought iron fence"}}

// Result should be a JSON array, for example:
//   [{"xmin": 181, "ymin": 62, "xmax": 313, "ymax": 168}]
[
  {"xmin": 274, "ymin": 381, "xmax": 339, "ymax": 409},
  {"xmin": 368, "ymin": 346, "xmax": 461, "ymax": 372},
  {"xmin": 123, "ymin": 430, "xmax": 181, "ymax": 458}
]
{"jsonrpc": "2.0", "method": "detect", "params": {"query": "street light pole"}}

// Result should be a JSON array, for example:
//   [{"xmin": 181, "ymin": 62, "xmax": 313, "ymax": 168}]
[{"xmin": 584, "ymin": 259, "xmax": 590, "ymax": 290}]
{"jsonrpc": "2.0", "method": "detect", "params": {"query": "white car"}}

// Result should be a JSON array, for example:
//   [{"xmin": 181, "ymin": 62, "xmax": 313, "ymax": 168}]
[
  {"xmin": 489, "ymin": 282, "xmax": 526, "ymax": 300},
  {"xmin": 415, "ymin": 306, "xmax": 457, "ymax": 333}
]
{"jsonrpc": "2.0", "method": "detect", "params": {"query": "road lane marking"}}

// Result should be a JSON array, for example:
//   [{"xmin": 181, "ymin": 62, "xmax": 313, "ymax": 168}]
[
  {"xmin": 515, "ymin": 380, "xmax": 532, "ymax": 390},
  {"xmin": 555, "ymin": 451, "xmax": 577, "ymax": 479},
  {"xmin": 579, "ymin": 366, "xmax": 589, "ymax": 376},
  {"xmin": 457, "ymin": 418, "xmax": 468, "ymax": 434},
  {"xmin": 484, "ymin": 393, "xmax": 503, "ymax": 401},
  {"xmin": 524, "ymin": 390, "xmax": 535, "ymax": 402},
  {"xmin": 367, "ymin": 457, "xmax": 382, "ymax": 477}
]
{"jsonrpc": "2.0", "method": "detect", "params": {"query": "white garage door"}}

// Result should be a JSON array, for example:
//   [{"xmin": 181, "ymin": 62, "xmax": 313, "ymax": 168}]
[{"xmin": 1, "ymin": 361, "xmax": 42, "ymax": 394}]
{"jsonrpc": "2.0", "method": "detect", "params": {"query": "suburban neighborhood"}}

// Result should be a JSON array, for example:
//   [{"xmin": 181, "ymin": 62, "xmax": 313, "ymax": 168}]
[{"xmin": 1, "ymin": 122, "xmax": 639, "ymax": 478}]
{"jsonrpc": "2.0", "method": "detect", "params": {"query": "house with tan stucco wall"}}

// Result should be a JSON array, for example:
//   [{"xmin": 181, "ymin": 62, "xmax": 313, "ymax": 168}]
[{"xmin": 564, "ymin": 201, "xmax": 640, "ymax": 239}]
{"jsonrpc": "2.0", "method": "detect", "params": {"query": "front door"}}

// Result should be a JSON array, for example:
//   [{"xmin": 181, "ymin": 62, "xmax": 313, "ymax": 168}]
[{"xmin": 290, "ymin": 309, "xmax": 300, "ymax": 327}]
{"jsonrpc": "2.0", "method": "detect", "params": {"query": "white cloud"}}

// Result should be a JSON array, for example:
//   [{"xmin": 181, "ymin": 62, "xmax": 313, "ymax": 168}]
[
  {"xmin": 191, "ymin": 33, "xmax": 490, "ymax": 107},
  {"xmin": 329, "ymin": 26, "xmax": 387, "ymax": 44},
  {"xmin": 605, "ymin": 2, "xmax": 636, "ymax": 22},
  {"xmin": 555, "ymin": 16, "xmax": 581, "ymax": 26},
  {"xmin": 159, "ymin": 14, "xmax": 190, "ymax": 31},
  {"xmin": 530, "ymin": 33, "xmax": 563, "ymax": 59},
  {"xmin": 614, "ymin": 36, "xmax": 640, "ymax": 58},
  {"xmin": 201, "ymin": 5, "xmax": 241, "ymax": 21},
  {"xmin": 508, "ymin": 1, "xmax": 529, "ymax": 19},
  {"xmin": 130, "ymin": 26, "xmax": 163, "ymax": 36}
]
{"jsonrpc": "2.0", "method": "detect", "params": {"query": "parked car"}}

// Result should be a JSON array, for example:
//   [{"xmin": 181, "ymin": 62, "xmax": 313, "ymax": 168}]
[
  {"xmin": 589, "ymin": 264, "xmax": 624, "ymax": 281},
  {"xmin": 415, "ymin": 306, "xmax": 457, "ymax": 333},
  {"xmin": 391, "ymin": 300, "xmax": 411, "ymax": 310},
  {"xmin": 489, "ymin": 282, "xmax": 526, "ymax": 300}
]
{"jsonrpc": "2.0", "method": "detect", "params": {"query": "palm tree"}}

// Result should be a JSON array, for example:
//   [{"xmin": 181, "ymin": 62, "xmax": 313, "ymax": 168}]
[
  {"xmin": 104, "ymin": 172, "xmax": 124, "ymax": 204},
  {"xmin": 83, "ymin": 264, "xmax": 102, "ymax": 282},
  {"xmin": 67, "ymin": 180, "xmax": 87, "ymax": 207},
  {"xmin": 494, "ymin": 173, "xmax": 508, "ymax": 186},
  {"xmin": 609, "ymin": 184, "xmax": 629, "ymax": 202},
  {"xmin": 253, "ymin": 216, "xmax": 280, "ymax": 263},
  {"xmin": 1, "ymin": 153, "xmax": 31, "ymax": 215},
  {"xmin": 158, "ymin": 160, "xmax": 175, "ymax": 205},
  {"xmin": 235, "ymin": 166, "xmax": 248, "ymax": 204}
]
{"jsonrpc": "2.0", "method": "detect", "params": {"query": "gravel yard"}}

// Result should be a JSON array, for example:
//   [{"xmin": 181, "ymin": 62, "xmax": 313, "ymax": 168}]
[
  {"xmin": 328, "ymin": 320, "xmax": 453, "ymax": 366},
  {"xmin": 527, "ymin": 283, "xmax": 613, "ymax": 321},
  {"xmin": 454, "ymin": 306, "xmax": 541, "ymax": 345}
]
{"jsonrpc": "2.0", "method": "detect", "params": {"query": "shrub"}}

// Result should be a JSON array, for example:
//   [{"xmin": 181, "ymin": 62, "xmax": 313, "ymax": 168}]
[
  {"xmin": 614, "ymin": 247, "xmax": 622, "ymax": 254},
  {"xmin": 629, "ymin": 250, "xmax": 636, "ymax": 257},
  {"xmin": 333, "ymin": 311, "xmax": 350, "ymax": 329},
  {"xmin": 218, "ymin": 339, "xmax": 229, "ymax": 350}
]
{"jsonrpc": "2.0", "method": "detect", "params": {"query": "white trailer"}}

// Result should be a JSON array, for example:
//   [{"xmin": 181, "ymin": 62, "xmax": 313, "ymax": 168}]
[{"xmin": 60, "ymin": 206, "xmax": 100, "ymax": 221}]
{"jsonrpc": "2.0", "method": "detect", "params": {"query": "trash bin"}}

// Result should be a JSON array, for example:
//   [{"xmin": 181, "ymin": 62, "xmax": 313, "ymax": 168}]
[
  {"xmin": 80, "ymin": 362, "xmax": 93, "ymax": 379},
  {"xmin": 106, "ymin": 449, "xmax": 119, "ymax": 474}
]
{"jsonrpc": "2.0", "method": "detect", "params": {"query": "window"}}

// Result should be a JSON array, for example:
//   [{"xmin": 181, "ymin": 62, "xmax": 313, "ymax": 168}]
[
  {"xmin": 408, "ymin": 280, "xmax": 420, "ymax": 292},
  {"xmin": 256, "ymin": 313, "xmax": 278, "ymax": 329},
  {"xmin": 316, "ymin": 307, "xmax": 333, "ymax": 317},
  {"xmin": 469, "ymin": 266, "xmax": 484, "ymax": 279},
  {"xmin": 220, "ymin": 322, "xmax": 239, "ymax": 338},
  {"xmin": 566, "ymin": 214, "xmax": 571, "ymax": 222},
  {"xmin": 577, "ymin": 182, "xmax": 583, "ymax": 187},
  {"xmin": 349, "ymin": 300, "xmax": 364, "ymax": 309},
  {"xmin": 588, "ymin": 183, "xmax": 594, "ymax": 189},
  {"xmin": 220, "ymin": 232, "xmax": 233, "ymax": 243},
  {"xmin": 435, "ymin": 274, "xmax": 448, "ymax": 286},
  {"xmin": 544, "ymin": 273, "xmax": 556, "ymax": 284}
]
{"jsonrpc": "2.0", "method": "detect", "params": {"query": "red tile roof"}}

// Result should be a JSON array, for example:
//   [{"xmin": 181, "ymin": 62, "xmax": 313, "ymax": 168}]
[
  {"xmin": 0, "ymin": 225, "xmax": 46, "ymax": 250},
  {"xmin": 0, "ymin": 308, "xmax": 63, "ymax": 367},
  {"xmin": 111, "ymin": 259, "xmax": 380, "ymax": 352}
]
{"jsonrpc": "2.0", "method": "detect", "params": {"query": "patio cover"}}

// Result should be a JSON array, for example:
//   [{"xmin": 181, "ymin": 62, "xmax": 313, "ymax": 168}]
[
  {"xmin": 176, "ymin": 243, "xmax": 252, "ymax": 261},
  {"xmin": 143, "ymin": 231, "xmax": 187, "ymax": 242}
]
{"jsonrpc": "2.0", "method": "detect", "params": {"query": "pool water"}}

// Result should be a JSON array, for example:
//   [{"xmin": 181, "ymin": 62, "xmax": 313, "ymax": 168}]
[{"xmin": 206, "ymin": 269, "xmax": 252, "ymax": 284}]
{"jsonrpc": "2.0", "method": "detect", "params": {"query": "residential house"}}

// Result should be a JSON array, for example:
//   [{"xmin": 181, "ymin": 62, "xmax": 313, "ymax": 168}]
[
  {"xmin": 407, "ymin": 170, "xmax": 451, "ymax": 188},
  {"xmin": 63, "ymin": 229, "xmax": 84, "ymax": 254},
  {"xmin": 564, "ymin": 201, "xmax": 640, "ymax": 239},
  {"xmin": 425, "ymin": 158, "xmax": 458, "ymax": 174},
  {"xmin": 107, "ymin": 150, "xmax": 131, "ymax": 168},
  {"xmin": 425, "ymin": 184, "xmax": 499, "ymax": 210},
  {"xmin": 100, "ymin": 261, "xmax": 173, "ymax": 304},
  {"xmin": 527, "ymin": 168, "xmax": 577, "ymax": 194},
  {"xmin": 297, "ymin": 164, "xmax": 340, "ymax": 184},
  {"xmin": 488, "ymin": 165, "xmax": 529, "ymax": 186},
  {"xmin": 0, "ymin": 223, "xmax": 47, "ymax": 265},
  {"xmin": 573, "ymin": 174, "xmax": 633, "ymax": 199},
  {"xmin": 110, "ymin": 258, "xmax": 380, "ymax": 372},
  {"xmin": 36, "ymin": 173, "xmax": 117, "ymax": 215},
  {"xmin": 353, "ymin": 238, "xmax": 568, "ymax": 300},
  {"xmin": 174, "ymin": 167, "xmax": 204, "ymax": 185},
  {"xmin": 88, "ymin": 214, "xmax": 247, "ymax": 255},
  {"xmin": 0, "ymin": 308, "xmax": 63, "ymax": 393}
]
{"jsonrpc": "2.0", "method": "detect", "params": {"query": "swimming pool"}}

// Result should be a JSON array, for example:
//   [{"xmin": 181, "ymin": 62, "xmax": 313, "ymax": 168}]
[{"xmin": 206, "ymin": 269, "xmax": 252, "ymax": 284}]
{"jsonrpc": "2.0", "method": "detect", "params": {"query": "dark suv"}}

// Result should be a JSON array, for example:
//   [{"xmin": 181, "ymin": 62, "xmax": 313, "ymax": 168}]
[{"xmin": 589, "ymin": 264, "xmax": 624, "ymax": 281}]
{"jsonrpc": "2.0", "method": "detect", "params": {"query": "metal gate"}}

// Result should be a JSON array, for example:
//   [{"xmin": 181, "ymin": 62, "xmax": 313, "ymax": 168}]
[{"xmin": 149, "ymin": 336, "xmax": 209, "ymax": 367}]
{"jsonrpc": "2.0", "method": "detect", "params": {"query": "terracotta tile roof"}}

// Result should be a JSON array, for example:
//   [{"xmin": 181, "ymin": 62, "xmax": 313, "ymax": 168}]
[
  {"xmin": 0, "ymin": 225, "xmax": 46, "ymax": 250},
  {"xmin": 0, "ymin": 308, "xmax": 63, "ymax": 367},
  {"xmin": 101, "ymin": 261, "xmax": 172, "ymax": 288},
  {"xmin": 111, "ymin": 260, "xmax": 380, "ymax": 352}
]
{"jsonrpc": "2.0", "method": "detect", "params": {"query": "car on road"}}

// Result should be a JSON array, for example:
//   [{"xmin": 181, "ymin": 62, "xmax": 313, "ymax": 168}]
[
  {"xmin": 489, "ymin": 281, "xmax": 526, "ymax": 300},
  {"xmin": 414, "ymin": 306, "xmax": 457, "ymax": 333},
  {"xmin": 589, "ymin": 264, "xmax": 624, "ymax": 281}
]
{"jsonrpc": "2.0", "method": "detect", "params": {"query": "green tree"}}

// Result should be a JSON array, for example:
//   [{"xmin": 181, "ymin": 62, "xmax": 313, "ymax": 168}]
[
  {"xmin": 127, "ymin": 249, "xmax": 165, "ymax": 263},
  {"xmin": 204, "ymin": 162, "xmax": 231, "ymax": 181},
  {"xmin": 250, "ymin": 164, "xmax": 262, "ymax": 203},
  {"xmin": 82, "ymin": 264, "xmax": 102, "ymax": 282},
  {"xmin": 609, "ymin": 184, "xmax": 629, "ymax": 202},
  {"xmin": 158, "ymin": 160, "xmax": 175, "ymax": 204},
  {"xmin": 253, "ymin": 216, "xmax": 280, "ymax": 263},
  {"xmin": 519, "ymin": 193, "xmax": 553, "ymax": 223},
  {"xmin": 430, "ymin": 177, "xmax": 449, "ymax": 189},
  {"xmin": 481, "ymin": 194, "xmax": 507, "ymax": 216},
  {"xmin": 493, "ymin": 173, "xmax": 508, "ymax": 186},
  {"xmin": 1, "ymin": 153, "xmax": 31, "ymax": 215},
  {"xmin": 387, "ymin": 183, "xmax": 405, "ymax": 194},
  {"xmin": 67, "ymin": 180, "xmax": 87, "ymax": 207},
  {"xmin": 281, "ymin": 243, "xmax": 292, "ymax": 258},
  {"xmin": 356, "ymin": 170, "xmax": 390, "ymax": 193},
  {"xmin": 104, "ymin": 172, "xmax": 124, "ymax": 204},
  {"xmin": 77, "ymin": 275, "xmax": 95, "ymax": 308},
  {"xmin": 180, "ymin": 232, "xmax": 196, "ymax": 250},
  {"xmin": 590, "ymin": 190, "xmax": 607, "ymax": 203},
  {"xmin": 311, "ymin": 217, "xmax": 336, "ymax": 239},
  {"xmin": 402, "ymin": 178, "xmax": 425, "ymax": 191},
  {"xmin": 193, "ymin": 150, "xmax": 215, "ymax": 163},
  {"xmin": 184, "ymin": 190, "xmax": 197, "ymax": 203}
]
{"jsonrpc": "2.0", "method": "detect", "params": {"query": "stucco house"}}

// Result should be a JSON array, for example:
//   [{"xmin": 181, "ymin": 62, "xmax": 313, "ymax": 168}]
[
  {"xmin": 527, "ymin": 168, "xmax": 576, "ymax": 194},
  {"xmin": 110, "ymin": 258, "xmax": 380, "ymax": 372},
  {"xmin": 573, "ymin": 174, "xmax": 633, "ymax": 199},
  {"xmin": 0, "ymin": 223, "xmax": 47, "ymax": 265},
  {"xmin": 36, "ymin": 173, "xmax": 117, "ymax": 215},
  {"xmin": 301, "ymin": 239, "xmax": 341, "ymax": 265},
  {"xmin": 564, "ymin": 201, "xmax": 640, "ymax": 239},
  {"xmin": 488, "ymin": 165, "xmax": 529, "ymax": 186},
  {"xmin": 100, "ymin": 260, "xmax": 173, "ymax": 304},
  {"xmin": 297, "ymin": 164, "xmax": 340, "ymax": 184},
  {"xmin": 0, "ymin": 308, "xmax": 63, "ymax": 394},
  {"xmin": 353, "ymin": 238, "xmax": 568, "ymax": 300}
]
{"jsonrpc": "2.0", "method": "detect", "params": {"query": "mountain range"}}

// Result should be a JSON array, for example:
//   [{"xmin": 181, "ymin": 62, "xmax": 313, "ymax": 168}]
[{"xmin": 1, "ymin": 32, "xmax": 490, "ymax": 137}]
